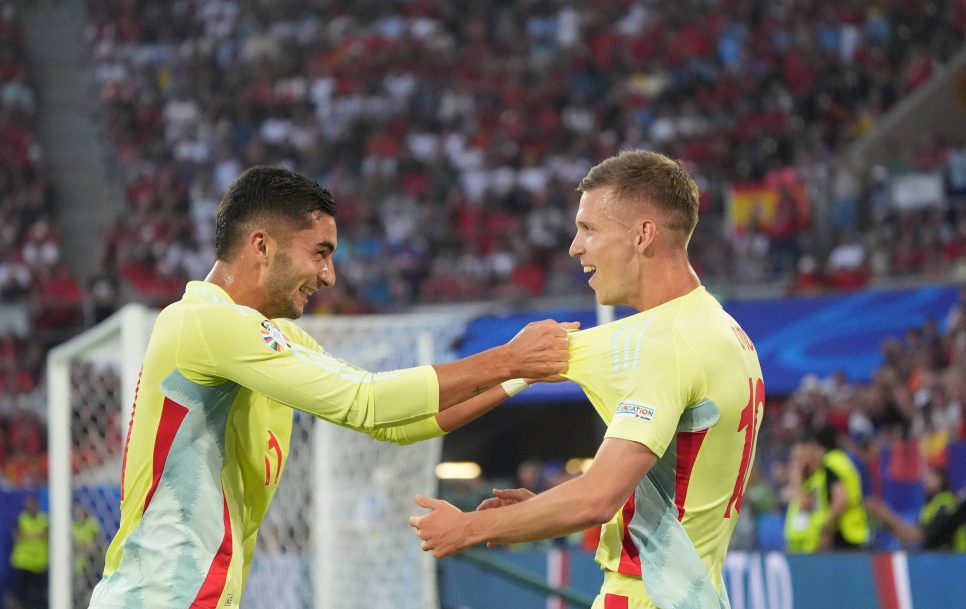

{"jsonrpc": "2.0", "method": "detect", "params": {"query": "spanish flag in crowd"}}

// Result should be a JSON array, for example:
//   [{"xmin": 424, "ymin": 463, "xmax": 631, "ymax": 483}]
[{"xmin": 727, "ymin": 168, "xmax": 810, "ymax": 235}]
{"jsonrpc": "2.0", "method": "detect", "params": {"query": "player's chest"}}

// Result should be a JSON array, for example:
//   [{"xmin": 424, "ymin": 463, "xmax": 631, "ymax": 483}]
[{"xmin": 227, "ymin": 393, "xmax": 295, "ymax": 485}]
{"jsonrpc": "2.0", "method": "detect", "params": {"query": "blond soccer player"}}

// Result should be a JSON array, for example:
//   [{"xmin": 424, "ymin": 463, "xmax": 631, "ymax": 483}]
[{"xmin": 411, "ymin": 151, "xmax": 765, "ymax": 609}]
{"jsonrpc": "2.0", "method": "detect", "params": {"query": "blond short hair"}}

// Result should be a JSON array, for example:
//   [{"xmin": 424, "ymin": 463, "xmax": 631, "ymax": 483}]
[{"xmin": 578, "ymin": 150, "xmax": 699, "ymax": 236}]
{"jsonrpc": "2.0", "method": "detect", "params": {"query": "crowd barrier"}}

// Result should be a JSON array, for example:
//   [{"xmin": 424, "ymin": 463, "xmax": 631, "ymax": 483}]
[{"xmin": 441, "ymin": 548, "xmax": 966, "ymax": 609}]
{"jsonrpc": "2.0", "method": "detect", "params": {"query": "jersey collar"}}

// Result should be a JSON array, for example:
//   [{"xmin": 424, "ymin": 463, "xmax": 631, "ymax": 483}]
[{"xmin": 184, "ymin": 281, "xmax": 235, "ymax": 305}]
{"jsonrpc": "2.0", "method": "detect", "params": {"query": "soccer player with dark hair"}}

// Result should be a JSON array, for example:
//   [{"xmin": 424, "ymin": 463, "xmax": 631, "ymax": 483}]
[
  {"xmin": 87, "ymin": 166, "xmax": 571, "ymax": 609},
  {"xmin": 411, "ymin": 151, "xmax": 765, "ymax": 609}
]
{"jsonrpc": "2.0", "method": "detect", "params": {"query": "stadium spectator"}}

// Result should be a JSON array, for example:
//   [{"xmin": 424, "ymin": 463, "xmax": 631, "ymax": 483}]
[
  {"xmin": 8, "ymin": 494, "xmax": 49, "ymax": 609},
  {"xmin": 79, "ymin": 0, "xmax": 966, "ymax": 311},
  {"xmin": 866, "ymin": 465, "xmax": 966, "ymax": 551},
  {"xmin": 784, "ymin": 426, "xmax": 870, "ymax": 551},
  {"xmin": 72, "ymin": 506, "xmax": 101, "ymax": 608},
  {"xmin": 826, "ymin": 232, "xmax": 869, "ymax": 290},
  {"xmin": 0, "ymin": 2, "xmax": 74, "ymax": 481}
]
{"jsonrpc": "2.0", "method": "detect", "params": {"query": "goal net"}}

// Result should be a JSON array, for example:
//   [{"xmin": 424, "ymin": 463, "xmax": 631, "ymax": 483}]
[{"xmin": 47, "ymin": 303, "xmax": 473, "ymax": 609}]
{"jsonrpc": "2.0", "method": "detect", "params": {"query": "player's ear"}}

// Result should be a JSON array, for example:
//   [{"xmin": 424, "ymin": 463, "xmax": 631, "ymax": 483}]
[
  {"xmin": 249, "ymin": 229, "xmax": 272, "ymax": 261},
  {"xmin": 637, "ymin": 219, "xmax": 657, "ymax": 252}
]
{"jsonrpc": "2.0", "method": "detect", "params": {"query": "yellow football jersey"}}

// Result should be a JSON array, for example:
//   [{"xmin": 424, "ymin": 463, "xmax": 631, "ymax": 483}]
[
  {"xmin": 564, "ymin": 287, "xmax": 764, "ymax": 609},
  {"xmin": 89, "ymin": 281, "xmax": 443, "ymax": 609}
]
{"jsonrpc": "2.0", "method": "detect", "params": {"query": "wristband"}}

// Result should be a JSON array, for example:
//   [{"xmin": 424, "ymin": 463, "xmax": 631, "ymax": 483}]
[{"xmin": 500, "ymin": 378, "xmax": 530, "ymax": 397}]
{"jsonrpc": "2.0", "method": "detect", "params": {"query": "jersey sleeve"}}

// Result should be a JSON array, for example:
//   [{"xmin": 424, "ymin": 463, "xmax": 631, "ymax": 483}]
[
  {"xmin": 176, "ymin": 305, "xmax": 439, "ymax": 430},
  {"xmin": 604, "ymin": 328, "xmax": 704, "ymax": 458},
  {"xmin": 276, "ymin": 318, "xmax": 447, "ymax": 444},
  {"xmin": 366, "ymin": 416, "xmax": 446, "ymax": 445}
]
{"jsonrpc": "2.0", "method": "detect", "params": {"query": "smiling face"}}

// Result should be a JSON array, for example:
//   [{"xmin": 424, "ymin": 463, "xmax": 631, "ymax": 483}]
[
  {"xmin": 568, "ymin": 187, "xmax": 643, "ymax": 306},
  {"xmin": 262, "ymin": 211, "xmax": 337, "ymax": 319}
]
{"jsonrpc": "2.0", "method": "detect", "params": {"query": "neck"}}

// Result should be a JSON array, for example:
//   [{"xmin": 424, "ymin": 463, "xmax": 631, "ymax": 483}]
[
  {"xmin": 627, "ymin": 251, "xmax": 701, "ymax": 312},
  {"xmin": 205, "ymin": 260, "xmax": 266, "ymax": 314}
]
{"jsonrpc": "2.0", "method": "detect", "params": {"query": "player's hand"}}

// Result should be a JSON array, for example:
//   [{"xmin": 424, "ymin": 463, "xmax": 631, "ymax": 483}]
[
  {"xmin": 409, "ymin": 495, "xmax": 470, "ymax": 559},
  {"xmin": 476, "ymin": 488, "xmax": 535, "ymax": 548},
  {"xmin": 504, "ymin": 320, "xmax": 577, "ymax": 379},
  {"xmin": 476, "ymin": 488, "xmax": 535, "ymax": 511}
]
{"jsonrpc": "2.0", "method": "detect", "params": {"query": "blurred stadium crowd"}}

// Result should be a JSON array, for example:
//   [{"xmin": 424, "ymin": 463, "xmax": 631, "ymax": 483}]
[{"xmin": 1, "ymin": 0, "xmax": 965, "ymax": 551}]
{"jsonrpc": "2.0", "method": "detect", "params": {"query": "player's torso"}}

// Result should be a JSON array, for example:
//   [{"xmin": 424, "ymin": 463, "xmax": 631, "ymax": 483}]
[
  {"xmin": 92, "ymin": 302, "xmax": 295, "ymax": 609},
  {"xmin": 669, "ymin": 306, "xmax": 764, "ymax": 574},
  {"xmin": 578, "ymin": 289, "xmax": 763, "ymax": 600}
]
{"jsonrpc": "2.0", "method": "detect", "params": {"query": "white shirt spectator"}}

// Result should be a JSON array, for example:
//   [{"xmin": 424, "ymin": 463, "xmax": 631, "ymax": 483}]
[
  {"xmin": 556, "ymin": 8, "xmax": 580, "ymax": 48},
  {"xmin": 518, "ymin": 164, "xmax": 550, "ymax": 194},
  {"xmin": 213, "ymin": 157, "xmax": 243, "ymax": 194},
  {"xmin": 487, "ymin": 249, "xmax": 516, "ymax": 279},
  {"xmin": 547, "ymin": 153, "xmax": 592, "ymax": 184},
  {"xmin": 460, "ymin": 167, "xmax": 489, "ymax": 203},
  {"xmin": 562, "ymin": 104, "xmax": 595, "ymax": 135},
  {"xmin": 0, "ymin": 258, "xmax": 31, "ymax": 293},
  {"xmin": 409, "ymin": 17, "xmax": 439, "ymax": 40},
  {"xmin": 487, "ymin": 165, "xmax": 517, "ymax": 198},
  {"xmin": 384, "ymin": 72, "xmax": 417, "ymax": 103},
  {"xmin": 407, "ymin": 131, "xmax": 439, "ymax": 162},
  {"xmin": 260, "ymin": 117, "xmax": 294, "ymax": 145},
  {"xmin": 163, "ymin": 97, "xmax": 201, "ymax": 143},
  {"xmin": 827, "ymin": 237, "xmax": 866, "ymax": 271},
  {"xmin": 527, "ymin": 205, "xmax": 567, "ymax": 249}
]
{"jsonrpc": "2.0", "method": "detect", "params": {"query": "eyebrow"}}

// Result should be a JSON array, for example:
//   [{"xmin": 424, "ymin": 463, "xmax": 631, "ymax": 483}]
[{"xmin": 317, "ymin": 241, "xmax": 336, "ymax": 253}]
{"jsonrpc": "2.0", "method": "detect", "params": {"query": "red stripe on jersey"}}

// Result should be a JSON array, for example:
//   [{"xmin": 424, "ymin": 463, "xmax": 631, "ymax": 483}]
[
  {"xmin": 675, "ymin": 429, "xmax": 709, "ymax": 521},
  {"xmin": 617, "ymin": 493, "xmax": 641, "ymax": 576},
  {"xmin": 191, "ymin": 493, "xmax": 234, "ymax": 608},
  {"xmin": 142, "ymin": 396, "xmax": 188, "ymax": 513},
  {"xmin": 119, "ymin": 367, "xmax": 144, "ymax": 501},
  {"xmin": 604, "ymin": 593, "xmax": 629, "ymax": 609},
  {"xmin": 267, "ymin": 430, "xmax": 282, "ymax": 484},
  {"xmin": 872, "ymin": 554, "xmax": 901, "ymax": 609}
]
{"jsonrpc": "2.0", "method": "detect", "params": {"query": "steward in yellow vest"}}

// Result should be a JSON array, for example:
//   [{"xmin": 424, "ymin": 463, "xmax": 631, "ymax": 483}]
[
  {"xmin": 821, "ymin": 447, "xmax": 870, "ymax": 549},
  {"xmin": 784, "ymin": 467, "xmax": 827, "ymax": 553},
  {"xmin": 785, "ymin": 427, "xmax": 869, "ymax": 551},
  {"xmin": 920, "ymin": 466, "xmax": 966, "ymax": 552},
  {"xmin": 9, "ymin": 495, "xmax": 49, "ymax": 608}
]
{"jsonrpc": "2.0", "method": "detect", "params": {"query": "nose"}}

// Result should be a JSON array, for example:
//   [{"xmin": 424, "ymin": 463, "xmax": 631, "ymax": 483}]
[
  {"xmin": 568, "ymin": 234, "xmax": 582, "ymax": 258},
  {"xmin": 320, "ymin": 260, "xmax": 336, "ymax": 287}
]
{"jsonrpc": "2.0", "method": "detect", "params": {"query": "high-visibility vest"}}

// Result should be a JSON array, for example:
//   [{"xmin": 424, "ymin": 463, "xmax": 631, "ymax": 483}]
[
  {"xmin": 785, "ymin": 468, "xmax": 827, "ymax": 553},
  {"xmin": 920, "ymin": 491, "xmax": 966, "ymax": 552},
  {"xmin": 823, "ymin": 449, "xmax": 870, "ymax": 546},
  {"xmin": 10, "ymin": 511, "xmax": 49, "ymax": 574},
  {"xmin": 73, "ymin": 517, "xmax": 101, "ymax": 572}
]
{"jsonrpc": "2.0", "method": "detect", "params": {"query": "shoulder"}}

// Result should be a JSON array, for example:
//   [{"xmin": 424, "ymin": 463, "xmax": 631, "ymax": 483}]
[
  {"xmin": 668, "ymin": 290, "xmax": 746, "ymax": 357},
  {"xmin": 823, "ymin": 450, "xmax": 856, "ymax": 476},
  {"xmin": 173, "ymin": 302, "xmax": 279, "ymax": 354},
  {"xmin": 271, "ymin": 318, "xmax": 322, "ymax": 351},
  {"xmin": 185, "ymin": 301, "xmax": 265, "ymax": 330}
]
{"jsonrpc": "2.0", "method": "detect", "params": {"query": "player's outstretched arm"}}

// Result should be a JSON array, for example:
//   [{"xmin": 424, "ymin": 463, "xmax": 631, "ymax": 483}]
[
  {"xmin": 367, "ymin": 382, "xmax": 530, "ymax": 445},
  {"xmin": 409, "ymin": 437, "xmax": 657, "ymax": 558},
  {"xmin": 185, "ymin": 308, "xmax": 572, "ymax": 431},
  {"xmin": 433, "ymin": 320, "xmax": 574, "ymax": 411}
]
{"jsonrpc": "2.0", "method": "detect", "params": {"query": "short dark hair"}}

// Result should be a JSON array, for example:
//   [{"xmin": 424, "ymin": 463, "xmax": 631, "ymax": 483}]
[
  {"xmin": 577, "ymin": 150, "xmax": 699, "ymax": 237},
  {"xmin": 214, "ymin": 166, "xmax": 337, "ymax": 261},
  {"xmin": 794, "ymin": 426, "xmax": 838, "ymax": 452}
]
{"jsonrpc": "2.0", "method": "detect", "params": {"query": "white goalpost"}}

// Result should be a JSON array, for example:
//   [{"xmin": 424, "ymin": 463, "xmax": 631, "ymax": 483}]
[{"xmin": 47, "ymin": 303, "xmax": 472, "ymax": 609}]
